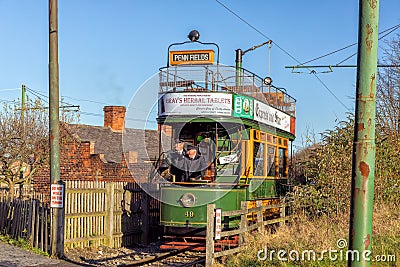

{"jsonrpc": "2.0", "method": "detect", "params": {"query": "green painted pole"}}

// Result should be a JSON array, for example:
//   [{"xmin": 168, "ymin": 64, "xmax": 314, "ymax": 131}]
[
  {"xmin": 349, "ymin": 0, "xmax": 379, "ymax": 266},
  {"xmin": 49, "ymin": 0, "xmax": 64, "ymax": 258}
]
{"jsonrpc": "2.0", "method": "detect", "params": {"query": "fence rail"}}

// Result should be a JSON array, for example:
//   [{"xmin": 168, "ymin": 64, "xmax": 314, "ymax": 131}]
[{"xmin": 205, "ymin": 200, "xmax": 291, "ymax": 267}]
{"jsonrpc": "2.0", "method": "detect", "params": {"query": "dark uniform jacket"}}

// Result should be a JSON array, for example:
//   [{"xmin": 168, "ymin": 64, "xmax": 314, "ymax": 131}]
[
  {"xmin": 183, "ymin": 153, "xmax": 208, "ymax": 181},
  {"xmin": 167, "ymin": 150, "xmax": 186, "ymax": 182}
]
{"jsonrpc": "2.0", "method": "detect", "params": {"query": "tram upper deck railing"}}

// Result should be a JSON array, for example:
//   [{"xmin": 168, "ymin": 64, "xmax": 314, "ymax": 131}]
[{"xmin": 159, "ymin": 65, "xmax": 296, "ymax": 117}]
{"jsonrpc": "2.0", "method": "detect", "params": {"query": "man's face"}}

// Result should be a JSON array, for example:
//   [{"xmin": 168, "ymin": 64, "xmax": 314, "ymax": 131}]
[
  {"xmin": 175, "ymin": 142, "xmax": 184, "ymax": 151},
  {"xmin": 187, "ymin": 149, "xmax": 197, "ymax": 158}
]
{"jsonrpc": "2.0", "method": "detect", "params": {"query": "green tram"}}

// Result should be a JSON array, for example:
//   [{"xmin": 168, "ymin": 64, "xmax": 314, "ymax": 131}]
[{"xmin": 153, "ymin": 31, "xmax": 296, "ymax": 231}]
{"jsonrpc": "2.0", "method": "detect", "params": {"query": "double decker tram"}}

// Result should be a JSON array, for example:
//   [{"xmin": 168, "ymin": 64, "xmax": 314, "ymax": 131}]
[{"xmin": 151, "ymin": 31, "xmax": 296, "ymax": 235}]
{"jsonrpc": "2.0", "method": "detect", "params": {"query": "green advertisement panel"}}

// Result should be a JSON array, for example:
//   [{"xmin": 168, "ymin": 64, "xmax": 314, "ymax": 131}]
[{"xmin": 233, "ymin": 94, "xmax": 254, "ymax": 119}]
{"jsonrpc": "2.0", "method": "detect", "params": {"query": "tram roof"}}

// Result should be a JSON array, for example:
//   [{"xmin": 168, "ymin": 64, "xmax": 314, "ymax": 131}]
[{"xmin": 158, "ymin": 64, "xmax": 296, "ymax": 117}]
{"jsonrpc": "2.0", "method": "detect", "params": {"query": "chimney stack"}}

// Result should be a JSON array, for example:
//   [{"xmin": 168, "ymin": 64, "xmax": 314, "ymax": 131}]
[{"xmin": 103, "ymin": 106, "xmax": 126, "ymax": 132}]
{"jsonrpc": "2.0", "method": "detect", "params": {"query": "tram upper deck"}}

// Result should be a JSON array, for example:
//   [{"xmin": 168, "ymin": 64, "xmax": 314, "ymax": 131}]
[{"xmin": 159, "ymin": 65, "xmax": 296, "ymax": 117}]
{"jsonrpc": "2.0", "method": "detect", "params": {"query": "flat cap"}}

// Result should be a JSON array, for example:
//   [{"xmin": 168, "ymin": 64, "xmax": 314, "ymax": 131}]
[
  {"xmin": 186, "ymin": 144, "xmax": 198, "ymax": 151},
  {"xmin": 174, "ymin": 138, "xmax": 185, "ymax": 144}
]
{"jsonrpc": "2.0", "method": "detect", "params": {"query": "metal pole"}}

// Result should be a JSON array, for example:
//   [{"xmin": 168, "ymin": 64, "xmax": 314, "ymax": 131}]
[
  {"xmin": 49, "ymin": 0, "xmax": 64, "ymax": 258},
  {"xmin": 21, "ymin": 84, "xmax": 26, "ymax": 122},
  {"xmin": 235, "ymin": 49, "xmax": 243, "ymax": 87},
  {"xmin": 349, "ymin": 1, "xmax": 379, "ymax": 266}
]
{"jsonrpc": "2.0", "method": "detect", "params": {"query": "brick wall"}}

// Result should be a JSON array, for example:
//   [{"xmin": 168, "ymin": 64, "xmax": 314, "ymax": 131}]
[{"xmin": 33, "ymin": 126, "xmax": 153, "ymax": 202}]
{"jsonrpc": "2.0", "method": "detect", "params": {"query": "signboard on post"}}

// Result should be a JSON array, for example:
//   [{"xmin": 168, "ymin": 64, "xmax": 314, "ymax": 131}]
[
  {"xmin": 170, "ymin": 50, "xmax": 215, "ymax": 65},
  {"xmin": 50, "ymin": 183, "xmax": 64, "ymax": 208},
  {"xmin": 215, "ymin": 208, "xmax": 222, "ymax": 240}
]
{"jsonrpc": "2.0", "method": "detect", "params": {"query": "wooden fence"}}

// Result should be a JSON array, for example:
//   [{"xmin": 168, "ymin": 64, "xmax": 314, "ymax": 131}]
[
  {"xmin": 0, "ymin": 181, "xmax": 161, "ymax": 252},
  {"xmin": 0, "ymin": 197, "xmax": 51, "ymax": 254},
  {"xmin": 205, "ymin": 200, "xmax": 291, "ymax": 267},
  {"xmin": 64, "ymin": 181, "xmax": 160, "ymax": 248}
]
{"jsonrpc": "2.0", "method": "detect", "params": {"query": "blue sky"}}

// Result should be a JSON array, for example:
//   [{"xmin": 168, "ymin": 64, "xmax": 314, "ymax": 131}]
[{"xmin": 1, "ymin": 1, "xmax": 399, "ymax": 149}]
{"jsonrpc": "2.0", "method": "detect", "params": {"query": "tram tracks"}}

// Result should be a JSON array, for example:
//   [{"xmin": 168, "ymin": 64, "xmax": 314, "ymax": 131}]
[{"xmin": 121, "ymin": 244, "xmax": 206, "ymax": 266}]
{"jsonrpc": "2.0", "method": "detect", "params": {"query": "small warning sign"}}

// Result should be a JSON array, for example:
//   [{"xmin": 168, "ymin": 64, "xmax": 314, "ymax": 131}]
[
  {"xmin": 215, "ymin": 208, "xmax": 222, "ymax": 240},
  {"xmin": 50, "ymin": 183, "xmax": 64, "ymax": 208}
]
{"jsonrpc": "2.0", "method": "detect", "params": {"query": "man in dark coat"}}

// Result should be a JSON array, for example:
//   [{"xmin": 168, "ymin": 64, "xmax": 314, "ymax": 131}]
[
  {"xmin": 167, "ymin": 139, "xmax": 187, "ymax": 182},
  {"xmin": 184, "ymin": 144, "xmax": 208, "ymax": 181}
]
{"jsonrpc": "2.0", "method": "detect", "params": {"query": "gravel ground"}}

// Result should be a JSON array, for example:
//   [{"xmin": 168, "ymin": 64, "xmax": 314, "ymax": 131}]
[
  {"xmin": 0, "ymin": 241, "xmax": 203, "ymax": 267},
  {"xmin": 64, "ymin": 243, "xmax": 162, "ymax": 266},
  {"xmin": 0, "ymin": 240, "xmax": 80, "ymax": 267}
]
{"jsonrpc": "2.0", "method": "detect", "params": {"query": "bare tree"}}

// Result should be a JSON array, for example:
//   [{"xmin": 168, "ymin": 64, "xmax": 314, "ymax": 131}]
[
  {"xmin": 377, "ymin": 34, "xmax": 400, "ymax": 139},
  {"xmin": 0, "ymin": 99, "xmax": 49, "ymax": 197}
]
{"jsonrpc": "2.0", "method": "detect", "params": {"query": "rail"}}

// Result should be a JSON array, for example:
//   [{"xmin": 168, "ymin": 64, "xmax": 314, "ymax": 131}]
[
  {"xmin": 205, "ymin": 199, "xmax": 291, "ymax": 267},
  {"xmin": 159, "ymin": 65, "xmax": 296, "ymax": 116}
]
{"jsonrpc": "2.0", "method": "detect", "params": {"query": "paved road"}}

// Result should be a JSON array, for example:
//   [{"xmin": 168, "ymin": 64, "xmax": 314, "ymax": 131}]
[{"xmin": 0, "ymin": 241, "xmax": 82, "ymax": 267}]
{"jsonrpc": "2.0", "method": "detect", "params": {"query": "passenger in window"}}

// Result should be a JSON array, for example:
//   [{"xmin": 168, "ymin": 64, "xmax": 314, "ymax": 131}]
[
  {"xmin": 166, "ymin": 139, "xmax": 187, "ymax": 182},
  {"xmin": 184, "ymin": 144, "xmax": 208, "ymax": 181}
]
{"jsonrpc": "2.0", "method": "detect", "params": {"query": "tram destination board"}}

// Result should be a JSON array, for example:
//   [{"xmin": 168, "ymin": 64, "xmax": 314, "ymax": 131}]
[{"xmin": 170, "ymin": 50, "xmax": 214, "ymax": 65}]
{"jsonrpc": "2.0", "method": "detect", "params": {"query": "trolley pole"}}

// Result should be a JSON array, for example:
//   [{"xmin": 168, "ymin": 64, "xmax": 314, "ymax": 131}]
[
  {"xmin": 349, "ymin": 0, "xmax": 379, "ymax": 266},
  {"xmin": 235, "ymin": 49, "xmax": 243, "ymax": 86},
  {"xmin": 49, "ymin": 0, "xmax": 64, "ymax": 258}
]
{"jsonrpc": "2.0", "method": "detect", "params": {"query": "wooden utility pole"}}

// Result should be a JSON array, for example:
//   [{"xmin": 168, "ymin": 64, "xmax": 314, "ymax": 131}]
[
  {"xmin": 349, "ymin": 0, "xmax": 380, "ymax": 266},
  {"xmin": 49, "ymin": 0, "xmax": 64, "ymax": 258}
]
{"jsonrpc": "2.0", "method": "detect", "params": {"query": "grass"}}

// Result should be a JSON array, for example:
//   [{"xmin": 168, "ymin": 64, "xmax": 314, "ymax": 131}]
[
  {"xmin": 0, "ymin": 234, "xmax": 50, "ymax": 257},
  {"xmin": 218, "ymin": 203, "xmax": 399, "ymax": 267}
]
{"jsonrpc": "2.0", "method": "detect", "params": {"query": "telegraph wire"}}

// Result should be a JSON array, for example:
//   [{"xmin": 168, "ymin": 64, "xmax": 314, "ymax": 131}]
[
  {"xmin": 18, "ymin": 87, "xmax": 157, "ymax": 123},
  {"xmin": 62, "ymin": 95, "xmax": 110, "ymax": 106},
  {"xmin": 293, "ymin": 24, "xmax": 400, "ymax": 67},
  {"xmin": 214, "ymin": 0, "xmax": 301, "ymax": 65},
  {"xmin": 23, "ymin": 87, "xmax": 156, "ymax": 124},
  {"xmin": 0, "ymin": 99, "xmax": 19, "ymax": 104},
  {"xmin": 300, "ymin": 23, "xmax": 400, "ymax": 66},
  {"xmin": 80, "ymin": 111, "xmax": 157, "ymax": 124},
  {"xmin": 25, "ymin": 87, "xmax": 49, "ymax": 104},
  {"xmin": 334, "ymin": 24, "xmax": 400, "ymax": 66},
  {"xmin": 214, "ymin": 0, "xmax": 351, "ymax": 111},
  {"xmin": 311, "ymin": 74, "xmax": 349, "ymax": 111},
  {"xmin": 25, "ymin": 87, "xmax": 157, "ymax": 114},
  {"xmin": 0, "ymin": 88, "xmax": 20, "ymax": 92}
]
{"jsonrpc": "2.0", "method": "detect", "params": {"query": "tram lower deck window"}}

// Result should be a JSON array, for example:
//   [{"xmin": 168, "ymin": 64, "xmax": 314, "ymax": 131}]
[{"xmin": 253, "ymin": 142, "xmax": 265, "ymax": 176}]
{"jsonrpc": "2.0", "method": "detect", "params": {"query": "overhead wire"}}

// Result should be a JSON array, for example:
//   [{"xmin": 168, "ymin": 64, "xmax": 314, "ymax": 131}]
[
  {"xmin": 214, "ymin": 0, "xmax": 301, "ymax": 65},
  {"xmin": 301, "ymin": 23, "xmax": 400, "ymax": 66},
  {"xmin": 335, "ymin": 24, "xmax": 400, "ymax": 65},
  {"xmin": 0, "ymin": 88, "xmax": 20, "ymax": 92},
  {"xmin": 25, "ymin": 87, "xmax": 49, "ymax": 104},
  {"xmin": 214, "ymin": 0, "xmax": 351, "ymax": 111},
  {"xmin": 24, "ymin": 86, "xmax": 157, "ymax": 122},
  {"xmin": 80, "ymin": 111, "xmax": 157, "ymax": 124},
  {"xmin": 25, "ymin": 87, "xmax": 156, "ymax": 114}
]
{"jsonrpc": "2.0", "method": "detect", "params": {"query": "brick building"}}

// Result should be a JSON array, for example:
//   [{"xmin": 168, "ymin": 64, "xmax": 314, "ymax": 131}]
[{"xmin": 33, "ymin": 106, "xmax": 160, "ymax": 196}]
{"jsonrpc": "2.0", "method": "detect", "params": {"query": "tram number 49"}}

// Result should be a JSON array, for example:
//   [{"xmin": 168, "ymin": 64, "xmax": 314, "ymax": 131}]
[{"xmin": 185, "ymin": 211, "xmax": 194, "ymax": 218}]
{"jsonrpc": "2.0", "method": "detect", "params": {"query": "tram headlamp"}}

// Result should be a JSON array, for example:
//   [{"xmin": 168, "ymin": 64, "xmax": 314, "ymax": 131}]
[
  {"xmin": 188, "ymin": 30, "xmax": 200, "ymax": 42},
  {"xmin": 179, "ymin": 193, "xmax": 196, "ymax": 207}
]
